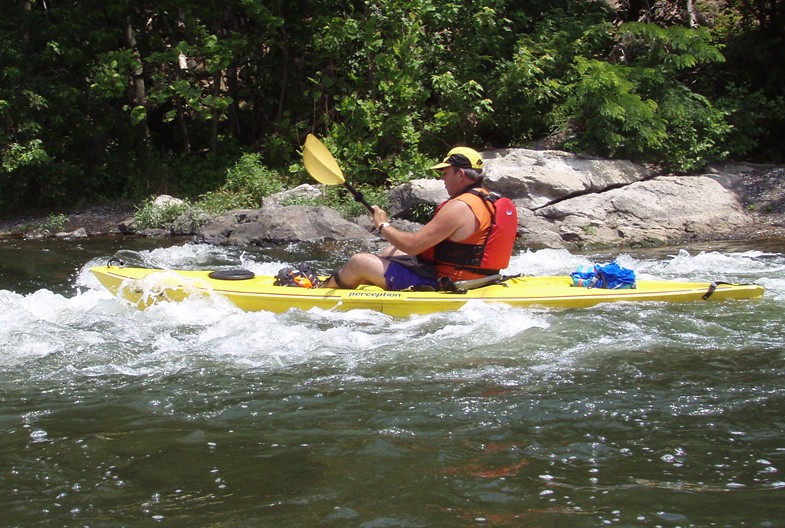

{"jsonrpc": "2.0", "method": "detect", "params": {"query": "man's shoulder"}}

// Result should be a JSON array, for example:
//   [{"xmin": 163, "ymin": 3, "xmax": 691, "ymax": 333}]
[{"xmin": 438, "ymin": 197, "xmax": 475, "ymax": 214}]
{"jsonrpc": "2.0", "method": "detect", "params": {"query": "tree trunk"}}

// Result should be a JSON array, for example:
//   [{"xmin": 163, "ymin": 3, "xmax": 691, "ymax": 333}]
[
  {"xmin": 685, "ymin": 0, "xmax": 698, "ymax": 27},
  {"xmin": 21, "ymin": 0, "xmax": 31, "ymax": 45},
  {"xmin": 176, "ymin": 98, "xmax": 191, "ymax": 154},
  {"xmin": 122, "ymin": 16, "xmax": 154, "ymax": 190},
  {"xmin": 210, "ymin": 71, "xmax": 221, "ymax": 153},
  {"xmin": 227, "ymin": 65, "xmax": 241, "ymax": 139}
]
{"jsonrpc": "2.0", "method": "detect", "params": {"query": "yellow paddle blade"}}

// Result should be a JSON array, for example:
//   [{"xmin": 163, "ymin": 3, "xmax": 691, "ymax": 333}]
[{"xmin": 303, "ymin": 134, "xmax": 345, "ymax": 185}]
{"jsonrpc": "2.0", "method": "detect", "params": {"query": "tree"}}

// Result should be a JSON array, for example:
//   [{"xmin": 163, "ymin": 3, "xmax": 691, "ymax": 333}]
[{"xmin": 1, "ymin": 0, "xmax": 783, "ymax": 212}]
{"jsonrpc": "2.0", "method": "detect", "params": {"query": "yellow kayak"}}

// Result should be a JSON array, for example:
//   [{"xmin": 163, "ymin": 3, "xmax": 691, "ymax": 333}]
[{"xmin": 90, "ymin": 265, "xmax": 764, "ymax": 317}]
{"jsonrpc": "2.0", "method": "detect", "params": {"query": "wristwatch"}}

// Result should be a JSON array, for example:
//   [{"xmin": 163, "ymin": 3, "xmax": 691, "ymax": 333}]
[{"xmin": 378, "ymin": 222, "xmax": 390, "ymax": 233}]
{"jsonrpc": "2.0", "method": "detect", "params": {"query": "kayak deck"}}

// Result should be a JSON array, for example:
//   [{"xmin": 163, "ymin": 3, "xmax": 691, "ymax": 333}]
[{"xmin": 90, "ymin": 266, "xmax": 765, "ymax": 317}]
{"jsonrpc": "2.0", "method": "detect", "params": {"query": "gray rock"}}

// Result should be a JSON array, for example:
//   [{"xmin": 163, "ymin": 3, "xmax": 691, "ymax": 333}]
[
  {"xmin": 55, "ymin": 227, "xmax": 88, "ymax": 239},
  {"xmin": 483, "ymin": 147, "xmax": 653, "ymax": 208},
  {"xmin": 196, "ymin": 205, "xmax": 378, "ymax": 246},
  {"xmin": 535, "ymin": 175, "xmax": 752, "ymax": 246},
  {"xmin": 388, "ymin": 179, "xmax": 448, "ymax": 218},
  {"xmin": 265, "ymin": 183, "xmax": 323, "ymax": 205}
]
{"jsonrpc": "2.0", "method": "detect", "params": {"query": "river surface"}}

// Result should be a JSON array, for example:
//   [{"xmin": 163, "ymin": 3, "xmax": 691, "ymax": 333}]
[{"xmin": 1, "ymin": 237, "xmax": 784, "ymax": 527}]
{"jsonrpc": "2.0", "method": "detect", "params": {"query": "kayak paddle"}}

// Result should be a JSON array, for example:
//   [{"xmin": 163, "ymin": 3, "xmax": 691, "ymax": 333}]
[{"xmin": 303, "ymin": 134, "xmax": 374, "ymax": 213}]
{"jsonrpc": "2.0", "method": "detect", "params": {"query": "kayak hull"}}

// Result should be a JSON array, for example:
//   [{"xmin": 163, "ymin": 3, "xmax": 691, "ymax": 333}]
[{"xmin": 90, "ymin": 266, "xmax": 765, "ymax": 317}]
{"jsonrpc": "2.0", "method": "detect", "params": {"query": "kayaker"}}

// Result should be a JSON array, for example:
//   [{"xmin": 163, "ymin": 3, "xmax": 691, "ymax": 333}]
[{"xmin": 321, "ymin": 146, "xmax": 518, "ymax": 290}]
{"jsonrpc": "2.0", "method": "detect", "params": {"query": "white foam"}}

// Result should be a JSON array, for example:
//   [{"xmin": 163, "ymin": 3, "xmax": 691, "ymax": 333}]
[
  {"xmin": 637, "ymin": 248, "xmax": 785, "ymax": 280},
  {"xmin": 4, "ymin": 244, "xmax": 783, "ymax": 382},
  {"xmin": 505, "ymin": 248, "xmax": 587, "ymax": 276}
]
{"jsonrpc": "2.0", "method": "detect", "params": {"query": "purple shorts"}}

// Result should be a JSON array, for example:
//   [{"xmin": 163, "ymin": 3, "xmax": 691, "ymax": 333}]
[{"xmin": 384, "ymin": 261, "xmax": 439, "ymax": 291}]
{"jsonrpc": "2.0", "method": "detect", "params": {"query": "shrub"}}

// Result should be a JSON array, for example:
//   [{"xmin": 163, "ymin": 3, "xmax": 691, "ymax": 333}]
[{"xmin": 134, "ymin": 197, "xmax": 193, "ymax": 229}]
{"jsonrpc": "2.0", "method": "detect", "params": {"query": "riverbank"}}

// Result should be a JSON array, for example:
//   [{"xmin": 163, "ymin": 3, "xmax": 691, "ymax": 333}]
[
  {"xmin": 2, "ymin": 164, "xmax": 784, "ymax": 245},
  {"xmin": 0, "ymin": 202, "xmax": 136, "ymax": 239}
]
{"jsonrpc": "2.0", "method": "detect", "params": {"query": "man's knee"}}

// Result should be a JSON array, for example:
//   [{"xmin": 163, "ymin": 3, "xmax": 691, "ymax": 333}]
[
  {"xmin": 342, "ymin": 253, "xmax": 386, "ymax": 288},
  {"xmin": 346, "ymin": 253, "xmax": 376, "ymax": 269}
]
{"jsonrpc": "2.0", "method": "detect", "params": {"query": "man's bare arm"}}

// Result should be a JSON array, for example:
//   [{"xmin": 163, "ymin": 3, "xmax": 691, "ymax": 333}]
[{"xmin": 377, "ymin": 200, "xmax": 475, "ymax": 255}]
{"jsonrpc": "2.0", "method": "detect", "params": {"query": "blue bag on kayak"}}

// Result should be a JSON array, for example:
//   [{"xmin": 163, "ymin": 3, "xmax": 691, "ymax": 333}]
[
  {"xmin": 571, "ymin": 260, "xmax": 636, "ymax": 289},
  {"xmin": 570, "ymin": 265, "xmax": 598, "ymax": 288}
]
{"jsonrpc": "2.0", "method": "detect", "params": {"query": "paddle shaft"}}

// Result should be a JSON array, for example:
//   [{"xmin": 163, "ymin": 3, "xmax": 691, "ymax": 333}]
[{"xmin": 343, "ymin": 182, "xmax": 374, "ymax": 213}]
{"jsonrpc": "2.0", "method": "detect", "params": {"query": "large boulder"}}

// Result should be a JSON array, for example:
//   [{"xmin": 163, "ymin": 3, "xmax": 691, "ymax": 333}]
[
  {"xmin": 534, "ymin": 175, "xmax": 753, "ymax": 246},
  {"xmin": 482, "ymin": 148, "xmax": 653, "ymax": 208},
  {"xmin": 387, "ymin": 179, "xmax": 448, "ymax": 218},
  {"xmin": 197, "ymin": 205, "xmax": 378, "ymax": 246}
]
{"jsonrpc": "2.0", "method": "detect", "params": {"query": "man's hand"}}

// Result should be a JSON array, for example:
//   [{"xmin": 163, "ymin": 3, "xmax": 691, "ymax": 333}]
[{"xmin": 372, "ymin": 205, "xmax": 389, "ymax": 229}]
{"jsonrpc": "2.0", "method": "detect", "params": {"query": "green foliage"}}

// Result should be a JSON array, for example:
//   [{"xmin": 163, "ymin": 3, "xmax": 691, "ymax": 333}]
[
  {"xmin": 160, "ymin": 150, "xmax": 241, "ymax": 198},
  {"xmin": 270, "ymin": 182, "xmax": 389, "ymax": 221},
  {"xmin": 1, "ymin": 139, "xmax": 52, "ymax": 173},
  {"xmin": 193, "ymin": 152, "xmax": 287, "ymax": 213},
  {"xmin": 553, "ymin": 57, "xmax": 666, "ymax": 159},
  {"xmin": 32, "ymin": 213, "xmax": 69, "ymax": 236},
  {"xmin": 196, "ymin": 189, "xmax": 255, "ymax": 214},
  {"xmin": 310, "ymin": 2, "xmax": 436, "ymax": 186},
  {"xmin": 716, "ymin": 84, "xmax": 785, "ymax": 159},
  {"xmin": 408, "ymin": 202, "xmax": 437, "ymax": 224},
  {"xmin": 1, "ymin": 0, "xmax": 783, "ymax": 214},
  {"xmin": 336, "ymin": 185, "xmax": 389, "ymax": 219},
  {"xmin": 493, "ymin": 37, "xmax": 563, "ymax": 144},
  {"xmin": 552, "ymin": 22, "xmax": 730, "ymax": 170},
  {"xmin": 134, "ymin": 197, "xmax": 194, "ymax": 230},
  {"xmin": 616, "ymin": 23, "xmax": 725, "ymax": 71},
  {"xmin": 223, "ymin": 153, "xmax": 286, "ymax": 203},
  {"xmin": 90, "ymin": 50, "xmax": 140, "ymax": 98},
  {"xmin": 657, "ymin": 88, "xmax": 730, "ymax": 171},
  {"xmin": 133, "ymin": 196, "xmax": 212, "ymax": 232},
  {"xmin": 277, "ymin": 182, "xmax": 388, "ymax": 219}
]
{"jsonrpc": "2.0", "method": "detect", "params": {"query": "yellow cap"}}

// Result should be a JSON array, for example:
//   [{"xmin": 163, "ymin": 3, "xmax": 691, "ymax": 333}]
[{"xmin": 430, "ymin": 146, "xmax": 484, "ymax": 171}]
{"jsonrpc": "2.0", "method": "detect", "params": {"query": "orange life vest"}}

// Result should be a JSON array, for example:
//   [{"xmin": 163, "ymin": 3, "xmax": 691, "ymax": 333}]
[{"xmin": 420, "ymin": 188, "xmax": 518, "ymax": 281}]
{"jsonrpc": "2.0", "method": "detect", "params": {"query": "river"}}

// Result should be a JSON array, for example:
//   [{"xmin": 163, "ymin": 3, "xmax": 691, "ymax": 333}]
[{"xmin": 1, "ymin": 236, "xmax": 784, "ymax": 527}]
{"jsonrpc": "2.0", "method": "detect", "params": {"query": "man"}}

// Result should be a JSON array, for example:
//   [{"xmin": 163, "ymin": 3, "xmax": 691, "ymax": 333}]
[{"xmin": 321, "ymin": 146, "xmax": 517, "ymax": 290}]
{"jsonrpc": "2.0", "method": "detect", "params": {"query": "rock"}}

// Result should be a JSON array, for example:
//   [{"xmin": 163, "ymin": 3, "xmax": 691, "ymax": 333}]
[
  {"xmin": 171, "ymin": 209, "xmax": 212, "ymax": 236},
  {"xmin": 535, "ymin": 175, "xmax": 752, "ymax": 246},
  {"xmin": 376, "ymin": 150, "xmax": 764, "ymax": 248},
  {"xmin": 153, "ymin": 194, "xmax": 184, "ymax": 207},
  {"xmin": 119, "ymin": 217, "xmax": 136, "ymax": 234},
  {"xmin": 55, "ymin": 227, "xmax": 88, "ymax": 239},
  {"xmin": 516, "ymin": 208, "xmax": 565, "ymax": 249},
  {"xmin": 139, "ymin": 228, "xmax": 171, "ymax": 237},
  {"xmin": 483, "ymin": 147, "xmax": 653, "ymax": 208},
  {"xmin": 265, "ymin": 183, "xmax": 323, "ymax": 205},
  {"xmin": 193, "ymin": 149, "xmax": 766, "ymax": 249},
  {"xmin": 388, "ymin": 179, "xmax": 448, "ymax": 218},
  {"xmin": 196, "ymin": 204, "xmax": 378, "ymax": 246}
]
